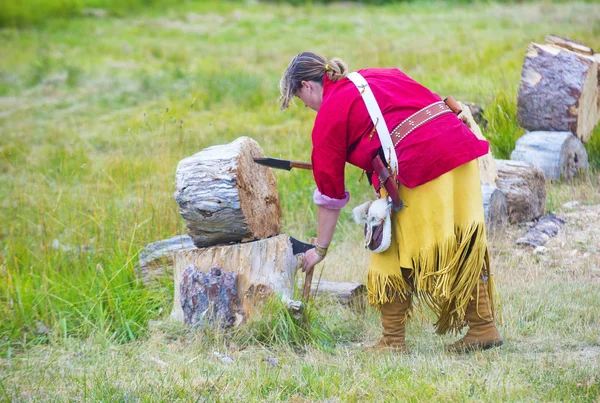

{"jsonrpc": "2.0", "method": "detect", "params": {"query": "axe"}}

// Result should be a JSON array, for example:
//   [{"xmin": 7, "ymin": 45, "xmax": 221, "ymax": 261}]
[{"xmin": 290, "ymin": 236, "xmax": 316, "ymax": 301}]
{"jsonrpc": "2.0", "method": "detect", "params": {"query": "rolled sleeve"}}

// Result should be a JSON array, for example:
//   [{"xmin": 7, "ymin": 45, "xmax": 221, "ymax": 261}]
[{"xmin": 313, "ymin": 188, "xmax": 350, "ymax": 209}]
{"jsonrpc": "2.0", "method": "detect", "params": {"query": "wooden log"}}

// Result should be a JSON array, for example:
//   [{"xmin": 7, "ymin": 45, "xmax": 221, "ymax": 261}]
[
  {"xmin": 174, "ymin": 136, "xmax": 281, "ymax": 248},
  {"xmin": 481, "ymin": 184, "xmax": 508, "ymax": 231},
  {"xmin": 510, "ymin": 131, "xmax": 588, "ymax": 181},
  {"xmin": 495, "ymin": 160, "xmax": 546, "ymax": 224},
  {"xmin": 516, "ymin": 42, "xmax": 598, "ymax": 142},
  {"xmin": 171, "ymin": 234, "xmax": 301, "ymax": 323},
  {"xmin": 136, "ymin": 234, "xmax": 195, "ymax": 285},
  {"xmin": 458, "ymin": 101, "xmax": 498, "ymax": 185},
  {"xmin": 515, "ymin": 213, "xmax": 566, "ymax": 248},
  {"xmin": 309, "ymin": 281, "xmax": 366, "ymax": 308}
]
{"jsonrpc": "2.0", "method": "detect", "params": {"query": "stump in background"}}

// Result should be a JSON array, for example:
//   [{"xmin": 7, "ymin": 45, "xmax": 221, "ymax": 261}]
[
  {"xmin": 458, "ymin": 101, "xmax": 498, "ymax": 185},
  {"xmin": 174, "ymin": 136, "xmax": 281, "ymax": 248},
  {"xmin": 495, "ymin": 160, "xmax": 546, "ymax": 224},
  {"xmin": 516, "ymin": 42, "xmax": 598, "ymax": 142},
  {"xmin": 171, "ymin": 234, "xmax": 301, "ymax": 323},
  {"xmin": 481, "ymin": 184, "xmax": 508, "ymax": 231},
  {"xmin": 511, "ymin": 131, "xmax": 588, "ymax": 181}
]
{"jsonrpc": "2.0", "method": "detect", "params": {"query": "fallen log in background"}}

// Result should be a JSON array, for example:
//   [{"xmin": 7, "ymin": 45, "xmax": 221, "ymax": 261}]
[
  {"xmin": 137, "ymin": 234, "xmax": 195, "ymax": 285},
  {"xmin": 515, "ymin": 214, "xmax": 566, "ymax": 248},
  {"xmin": 495, "ymin": 160, "xmax": 546, "ymax": 224},
  {"xmin": 174, "ymin": 136, "xmax": 281, "ymax": 248},
  {"xmin": 516, "ymin": 42, "xmax": 598, "ymax": 142},
  {"xmin": 171, "ymin": 234, "xmax": 301, "ymax": 323},
  {"xmin": 309, "ymin": 281, "xmax": 366, "ymax": 309},
  {"xmin": 511, "ymin": 131, "xmax": 588, "ymax": 181},
  {"xmin": 481, "ymin": 183, "xmax": 508, "ymax": 231}
]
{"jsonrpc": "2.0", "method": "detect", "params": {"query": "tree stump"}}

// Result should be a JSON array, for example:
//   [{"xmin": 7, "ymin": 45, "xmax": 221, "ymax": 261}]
[
  {"xmin": 174, "ymin": 136, "xmax": 281, "ymax": 248},
  {"xmin": 136, "ymin": 234, "xmax": 195, "ymax": 285},
  {"xmin": 171, "ymin": 234, "xmax": 301, "ymax": 323},
  {"xmin": 458, "ymin": 101, "xmax": 497, "ymax": 185},
  {"xmin": 515, "ymin": 214, "xmax": 566, "ymax": 248},
  {"xmin": 510, "ymin": 131, "xmax": 588, "ymax": 181},
  {"xmin": 180, "ymin": 265, "xmax": 242, "ymax": 329},
  {"xmin": 495, "ymin": 160, "xmax": 546, "ymax": 224},
  {"xmin": 516, "ymin": 42, "xmax": 598, "ymax": 142},
  {"xmin": 481, "ymin": 184, "xmax": 508, "ymax": 231}
]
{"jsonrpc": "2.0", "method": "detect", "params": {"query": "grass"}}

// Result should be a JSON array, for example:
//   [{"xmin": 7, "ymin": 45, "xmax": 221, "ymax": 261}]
[{"xmin": 1, "ymin": 0, "xmax": 600, "ymax": 400}]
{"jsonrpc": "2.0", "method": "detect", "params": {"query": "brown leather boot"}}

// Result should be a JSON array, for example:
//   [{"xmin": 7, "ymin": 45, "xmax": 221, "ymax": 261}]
[
  {"xmin": 370, "ymin": 295, "xmax": 411, "ymax": 353},
  {"xmin": 447, "ymin": 277, "xmax": 503, "ymax": 353}
]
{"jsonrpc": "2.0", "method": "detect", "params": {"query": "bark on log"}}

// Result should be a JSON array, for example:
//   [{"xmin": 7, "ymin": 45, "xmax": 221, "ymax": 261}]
[
  {"xmin": 171, "ymin": 234, "xmax": 301, "ymax": 323},
  {"xmin": 136, "ymin": 234, "xmax": 195, "ymax": 285},
  {"xmin": 510, "ymin": 131, "xmax": 588, "ymax": 181},
  {"xmin": 458, "ymin": 102, "xmax": 497, "ymax": 185},
  {"xmin": 180, "ymin": 265, "xmax": 243, "ymax": 329},
  {"xmin": 309, "ymin": 281, "xmax": 366, "ymax": 308},
  {"xmin": 495, "ymin": 160, "xmax": 547, "ymax": 224},
  {"xmin": 174, "ymin": 136, "xmax": 281, "ymax": 248},
  {"xmin": 481, "ymin": 184, "xmax": 508, "ymax": 231},
  {"xmin": 516, "ymin": 42, "xmax": 598, "ymax": 142},
  {"xmin": 545, "ymin": 35, "xmax": 594, "ymax": 56},
  {"xmin": 515, "ymin": 214, "xmax": 566, "ymax": 248}
]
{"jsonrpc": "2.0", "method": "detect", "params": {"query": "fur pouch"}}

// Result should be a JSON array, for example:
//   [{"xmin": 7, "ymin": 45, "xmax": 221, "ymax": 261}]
[{"xmin": 352, "ymin": 197, "xmax": 392, "ymax": 253}]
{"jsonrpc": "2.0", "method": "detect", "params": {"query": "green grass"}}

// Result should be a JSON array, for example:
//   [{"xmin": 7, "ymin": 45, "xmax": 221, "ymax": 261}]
[{"xmin": 1, "ymin": 1, "xmax": 600, "ymax": 400}]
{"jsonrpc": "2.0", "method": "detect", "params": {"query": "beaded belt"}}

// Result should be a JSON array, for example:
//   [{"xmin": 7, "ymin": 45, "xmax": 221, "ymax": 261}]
[{"xmin": 390, "ymin": 98, "xmax": 460, "ymax": 147}]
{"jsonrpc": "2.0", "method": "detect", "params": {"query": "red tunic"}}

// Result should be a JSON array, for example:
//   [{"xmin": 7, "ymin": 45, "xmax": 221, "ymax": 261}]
[{"xmin": 311, "ymin": 68, "xmax": 489, "ymax": 202}]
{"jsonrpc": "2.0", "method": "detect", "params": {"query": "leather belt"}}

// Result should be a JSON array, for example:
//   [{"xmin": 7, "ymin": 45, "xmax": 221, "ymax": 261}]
[
  {"xmin": 371, "ymin": 96, "xmax": 462, "ymax": 210},
  {"xmin": 390, "ymin": 96, "xmax": 462, "ymax": 147}
]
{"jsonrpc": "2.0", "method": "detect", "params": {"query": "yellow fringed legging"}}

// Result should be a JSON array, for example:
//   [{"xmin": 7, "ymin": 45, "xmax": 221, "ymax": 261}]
[{"xmin": 368, "ymin": 159, "xmax": 496, "ymax": 335}]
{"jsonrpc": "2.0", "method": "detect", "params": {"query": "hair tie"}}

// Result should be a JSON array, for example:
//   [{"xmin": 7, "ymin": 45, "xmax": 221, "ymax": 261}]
[{"xmin": 325, "ymin": 64, "xmax": 329, "ymax": 71}]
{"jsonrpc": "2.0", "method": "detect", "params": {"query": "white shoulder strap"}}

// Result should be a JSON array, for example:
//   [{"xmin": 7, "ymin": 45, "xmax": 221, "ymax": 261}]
[{"xmin": 347, "ymin": 71, "xmax": 398, "ymax": 175}]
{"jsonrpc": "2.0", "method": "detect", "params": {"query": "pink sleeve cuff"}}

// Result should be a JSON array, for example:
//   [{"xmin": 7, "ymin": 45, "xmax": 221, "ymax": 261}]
[{"xmin": 313, "ymin": 188, "xmax": 350, "ymax": 210}]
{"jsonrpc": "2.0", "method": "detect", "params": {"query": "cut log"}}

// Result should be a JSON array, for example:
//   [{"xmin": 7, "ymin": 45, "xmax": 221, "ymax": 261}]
[
  {"xmin": 516, "ymin": 42, "xmax": 598, "ymax": 142},
  {"xmin": 309, "ymin": 281, "xmax": 366, "ymax": 308},
  {"xmin": 515, "ymin": 214, "xmax": 566, "ymax": 248},
  {"xmin": 458, "ymin": 101, "xmax": 497, "ymax": 185},
  {"xmin": 511, "ymin": 131, "xmax": 588, "ymax": 181},
  {"xmin": 495, "ymin": 160, "xmax": 546, "ymax": 224},
  {"xmin": 174, "ymin": 136, "xmax": 281, "ymax": 248},
  {"xmin": 545, "ymin": 35, "xmax": 594, "ymax": 56},
  {"xmin": 136, "ymin": 234, "xmax": 195, "ymax": 285},
  {"xmin": 171, "ymin": 234, "xmax": 301, "ymax": 323},
  {"xmin": 481, "ymin": 184, "xmax": 508, "ymax": 231}
]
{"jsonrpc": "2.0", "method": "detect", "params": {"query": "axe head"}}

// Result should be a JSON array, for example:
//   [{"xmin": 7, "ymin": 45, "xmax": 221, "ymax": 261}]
[{"xmin": 290, "ymin": 237, "xmax": 314, "ymax": 255}]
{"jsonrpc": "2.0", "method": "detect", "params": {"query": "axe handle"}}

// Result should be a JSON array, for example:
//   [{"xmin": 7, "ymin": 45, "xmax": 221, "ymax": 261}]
[
  {"xmin": 302, "ymin": 270, "xmax": 314, "ymax": 301},
  {"xmin": 290, "ymin": 161, "xmax": 313, "ymax": 170}
]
